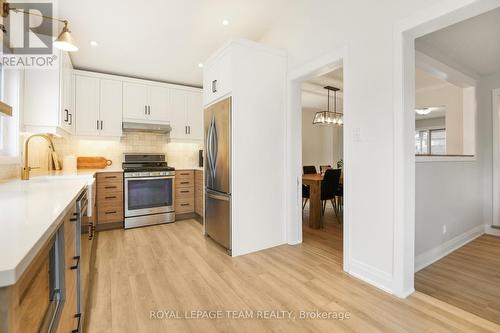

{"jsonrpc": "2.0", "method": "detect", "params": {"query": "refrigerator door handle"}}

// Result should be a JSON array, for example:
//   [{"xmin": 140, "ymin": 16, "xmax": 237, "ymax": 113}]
[
  {"xmin": 206, "ymin": 116, "xmax": 215, "ymax": 184},
  {"xmin": 206, "ymin": 189, "xmax": 230, "ymax": 201},
  {"xmin": 208, "ymin": 116, "xmax": 217, "ymax": 181}
]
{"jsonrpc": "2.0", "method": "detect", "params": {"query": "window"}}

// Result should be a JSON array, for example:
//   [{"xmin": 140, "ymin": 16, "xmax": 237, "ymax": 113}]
[
  {"xmin": 430, "ymin": 129, "xmax": 446, "ymax": 154},
  {"xmin": 415, "ymin": 128, "xmax": 446, "ymax": 155}
]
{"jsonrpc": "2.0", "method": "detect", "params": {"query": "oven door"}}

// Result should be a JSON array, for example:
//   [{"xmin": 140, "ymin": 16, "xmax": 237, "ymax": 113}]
[{"xmin": 124, "ymin": 176, "xmax": 174, "ymax": 217}]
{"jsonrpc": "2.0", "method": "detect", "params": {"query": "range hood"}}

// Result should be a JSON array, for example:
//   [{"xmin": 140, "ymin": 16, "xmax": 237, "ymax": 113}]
[{"xmin": 122, "ymin": 122, "xmax": 172, "ymax": 134}]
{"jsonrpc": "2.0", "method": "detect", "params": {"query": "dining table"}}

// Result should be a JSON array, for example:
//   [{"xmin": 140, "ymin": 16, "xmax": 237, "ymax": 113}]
[
  {"xmin": 302, "ymin": 172, "xmax": 343, "ymax": 229},
  {"xmin": 302, "ymin": 173, "xmax": 324, "ymax": 229}
]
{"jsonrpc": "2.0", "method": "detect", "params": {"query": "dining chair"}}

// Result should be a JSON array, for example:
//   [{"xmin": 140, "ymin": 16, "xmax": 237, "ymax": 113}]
[
  {"xmin": 335, "ymin": 183, "xmax": 343, "ymax": 217},
  {"xmin": 321, "ymin": 169, "xmax": 341, "ymax": 218},
  {"xmin": 320, "ymin": 165, "xmax": 332, "ymax": 173},
  {"xmin": 302, "ymin": 165, "xmax": 316, "ymax": 210},
  {"xmin": 303, "ymin": 165, "xmax": 317, "ymax": 174}
]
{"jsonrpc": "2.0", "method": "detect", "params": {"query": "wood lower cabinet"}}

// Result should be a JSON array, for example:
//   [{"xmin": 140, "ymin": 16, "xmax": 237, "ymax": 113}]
[
  {"xmin": 56, "ymin": 209, "xmax": 79, "ymax": 333},
  {"xmin": 194, "ymin": 170, "xmax": 203, "ymax": 217},
  {"xmin": 0, "ymin": 202, "xmax": 82, "ymax": 333},
  {"xmin": 2, "ymin": 242, "xmax": 52, "ymax": 333},
  {"xmin": 96, "ymin": 172, "xmax": 124, "ymax": 229},
  {"xmin": 175, "ymin": 170, "xmax": 194, "ymax": 214}
]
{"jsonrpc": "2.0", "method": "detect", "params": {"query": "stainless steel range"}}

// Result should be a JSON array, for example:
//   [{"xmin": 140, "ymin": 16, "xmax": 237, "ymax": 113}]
[{"xmin": 123, "ymin": 154, "xmax": 175, "ymax": 229}]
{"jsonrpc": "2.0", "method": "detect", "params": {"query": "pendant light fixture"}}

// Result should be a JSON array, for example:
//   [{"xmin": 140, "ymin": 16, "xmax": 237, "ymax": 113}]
[
  {"xmin": 0, "ymin": 0, "xmax": 78, "ymax": 52},
  {"xmin": 313, "ymin": 86, "xmax": 343, "ymax": 126}
]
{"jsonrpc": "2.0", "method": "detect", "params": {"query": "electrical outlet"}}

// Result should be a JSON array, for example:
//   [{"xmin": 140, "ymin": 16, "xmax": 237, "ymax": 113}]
[{"xmin": 442, "ymin": 225, "xmax": 447, "ymax": 235}]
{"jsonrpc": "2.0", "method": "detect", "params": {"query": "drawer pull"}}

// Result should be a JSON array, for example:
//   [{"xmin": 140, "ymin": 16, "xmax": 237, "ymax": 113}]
[
  {"xmin": 180, "ymin": 203, "xmax": 190, "ymax": 206},
  {"xmin": 104, "ymin": 186, "xmax": 117, "ymax": 189},
  {"xmin": 72, "ymin": 313, "xmax": 81, "ymax": 333},
  {"xmin": 105, "ymin": 196, "xmax": 117, "ymax": 199},
  {"xmin": 180, "ymin": 173, "xmax": 190, "ymax": 175},
  {"xmin": 70, "ymin": 218, "xmax": 77, "ymax": 222},
  {"xmin": 180, "ymin": 190, "xmax": 190, "ymax": 193},
  {"xmin": 70, "ymin": 256, "xmax": 80, "ymax": 270},
  {"xmin": 105, "ymin": 176, "xmax": 117, "ymax": 179},
  {"xmin": 105, "ymin": 211, "xmax": 117, "ymax": 215},
  {"xmin": 180, "ymin": 182, "xmax": 190, "ymax": 185}
]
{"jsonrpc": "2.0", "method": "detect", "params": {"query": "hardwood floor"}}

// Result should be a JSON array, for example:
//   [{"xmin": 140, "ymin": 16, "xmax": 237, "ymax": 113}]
[
  {"xmin": 415, "ymin": 234, "xmax": 500, "ymax": 325},
  {"xmin": 87, "ymin": 213, "xmax": 500, "ymax": 332}
]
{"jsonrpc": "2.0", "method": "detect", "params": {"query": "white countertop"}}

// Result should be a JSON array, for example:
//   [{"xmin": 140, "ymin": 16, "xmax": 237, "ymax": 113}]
[
  {"xmin": 0, "ymin": 177, "xmax": 89, "ymax": 287},
  {"xmin": 174, "ymin": 166, "xmax": 204, "ymax": 171}
]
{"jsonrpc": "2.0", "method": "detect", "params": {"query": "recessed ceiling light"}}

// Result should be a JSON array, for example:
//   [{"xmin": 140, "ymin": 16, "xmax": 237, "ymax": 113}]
[
  {"xmin": 198, "ymin": 63, "xmax": 204, "ymax": 68},
  {"xmin": 222, "ymin": 19, "xmax": 229, "ymax": 26},
  {"xmin": 89, "ymin": 40, "xmax": 98, "ymax": 47}
]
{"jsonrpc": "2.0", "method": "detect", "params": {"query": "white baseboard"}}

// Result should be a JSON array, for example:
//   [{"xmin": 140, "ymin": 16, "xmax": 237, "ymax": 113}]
[
  {"xmin": 348, "ymin": 259, "xmax": 393, "ymax": 295},
  {"xmin": 485, "ymin": 224, "xmax": 500, "ymax": 236},
  {"xmin": 415, "ymin": 224, "xmax": 484, "ymax": 272}
]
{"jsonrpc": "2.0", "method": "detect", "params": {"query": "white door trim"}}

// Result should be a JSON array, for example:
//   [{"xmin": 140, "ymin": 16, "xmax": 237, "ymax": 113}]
[
  {"xmin": 393, "ymin": 0, "xmax": 500, "ymax": 297},
  {"xmin": 492, "ymin": 89, "xmax": 500, "ymax": 227},
  {"xmin": 285, "ymin": 46, "xmax": 350, "ymax": 272}
]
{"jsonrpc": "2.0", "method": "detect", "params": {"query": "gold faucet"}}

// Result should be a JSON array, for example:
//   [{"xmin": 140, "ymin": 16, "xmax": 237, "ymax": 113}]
[{"xmin": 21, "ymin": 134, "xmax": 60, "ymax": 180}]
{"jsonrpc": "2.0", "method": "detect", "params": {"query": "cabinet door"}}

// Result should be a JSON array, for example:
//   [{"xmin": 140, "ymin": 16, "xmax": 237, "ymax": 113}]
[
  {"xmin": 148, "ymin": 85, "xmax": 170, "ymax": 122},
  {"xmin": 75, "ymin": 75, "xmax": 100, "ymax": 136},
  {"xmin": 187, "ymin": 91, "xmax": 203, "ymax": 140},
  {"xmin": 99, "ymin": 79, "xmax": 123, "ymax": 137},
  {"xmin": 203, "ymin": 49, "xmax": 232, "ymax": 106},
  {"xmin": 169, "ymin": 89, "xmax": 188, "ymax": 139},
  {"xmin": 123, "ymin": 82, "xmax": 148, "ymax": 120},
  {"xmin": 60, "ymin": 52, "xmax": 74, "ymax": 134}
]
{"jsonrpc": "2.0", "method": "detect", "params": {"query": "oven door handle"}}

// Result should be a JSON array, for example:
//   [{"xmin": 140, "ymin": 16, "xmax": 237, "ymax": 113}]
[{"xmin": 125, "ymin": 176, "xmax": 175, "ymax": 181}]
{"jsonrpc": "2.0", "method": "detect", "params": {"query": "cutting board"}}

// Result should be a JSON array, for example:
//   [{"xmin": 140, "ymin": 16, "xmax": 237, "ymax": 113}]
[{"xmin": 77, "ymin": 156, "xmax": 113, "ymax": 169}]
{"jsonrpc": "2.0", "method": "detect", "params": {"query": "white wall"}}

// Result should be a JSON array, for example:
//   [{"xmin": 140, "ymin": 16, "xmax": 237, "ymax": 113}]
[
  {"xmin": 259, "ymin": 0, "xmax": 441, "ymax": 294},
  {"xmin": 415, "ymin": 117, "xmax": 445, "ymax": 129},
  {"xmin": 302, "ymin": 108, "xmax": 343, "ymax": 168},
  {"xmin": 479, "ymin": 71, "xmax": 500, "ymax": 227}
]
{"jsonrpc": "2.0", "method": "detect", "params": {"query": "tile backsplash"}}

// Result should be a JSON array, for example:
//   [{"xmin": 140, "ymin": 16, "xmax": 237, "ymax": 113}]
[
  {"xmin": 56, "ymin": 133, "xmax": 202, "ymax": 169},
  {"xmin": 0, "ymin": 132, "xmax": 202, "ymax": 180},
  {"xmin": 0, "ymin": 164, "xmax": 19, "ymax": 180}
]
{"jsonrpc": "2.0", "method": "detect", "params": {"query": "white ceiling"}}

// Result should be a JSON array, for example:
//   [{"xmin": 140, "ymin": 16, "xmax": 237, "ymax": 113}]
[
  {"xmin": 416, "ymin": 7, "xmax": 500, "ymax": 77},
  {"xmin": 57, "ymin": 0, "xmax": 293, "ymax": 87},
  {"xmin": 302, "ymin": 68, "xmax": 343, "ymax": 111}
]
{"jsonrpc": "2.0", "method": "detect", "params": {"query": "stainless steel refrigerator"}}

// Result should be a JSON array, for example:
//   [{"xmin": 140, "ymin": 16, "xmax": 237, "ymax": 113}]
[{"xmin": 204, "ymin": 97, "xmax": 231, "ymax": 254}]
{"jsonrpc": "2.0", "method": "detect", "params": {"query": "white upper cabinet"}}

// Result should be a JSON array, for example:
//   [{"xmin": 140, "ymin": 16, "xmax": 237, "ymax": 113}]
[
  {"xmin": 74, "ymin": 76, "xmax": 100, "ymax": 136},
  {"xmin": 71, "ymin": 70, "xmax": 202, "ymax": 140},
  {"xmin": 99, "ymin": 79, "xmax": 123, "ymax": 137},
  {"xmin": 123, "ymin": 82, "xmax": 148, "ymax": 121},
  {"xmin": 74, "ymin": 73, "xmax": 123, "ymax": 137},
  {"xmin": 203, "ymin": 48, "xmax": 232, "ymax": 106},
  {"xmin": 23, "ymin": 50, "xmax": 74, "ymax": 135},
  {"xmin": 186, "ymin": 91, "xmax": 203, "ymax": 140},
  {"xmin": 148, "ymin": 85, "xmax": 170, "ymax": 122},
  {"xmin": 169, "ymin": 89, "xmax": 203, "ymax": 141},
  {"xmin": 169, "ymin": 89, "xmax": 188, "ymax": 139},
  {"xmin": 123, "ymin": 83, "xmax": 170, "ymax": 123}
]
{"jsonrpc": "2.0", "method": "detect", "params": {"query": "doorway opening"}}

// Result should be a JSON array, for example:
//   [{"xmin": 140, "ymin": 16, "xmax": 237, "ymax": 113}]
[
  {"xmin": 285, "ymin": 48, "xmax": 349, "ymax": 271},
  {"xmin": 397, "ymin": 0, "xmax": 500, "ymax": 319},
  {"xmin": 301, "ymin": 68, "xmax": 344, "ymax": 265}
]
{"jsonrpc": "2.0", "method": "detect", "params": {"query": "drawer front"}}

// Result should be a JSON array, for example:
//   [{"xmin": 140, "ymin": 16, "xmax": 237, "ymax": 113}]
[
  {"xmin": 97, "ymin": 181, "xmax": 123, "ymax": 192},
  {"xmin": 98, "ymin": 207, "xmax": 124, "ymax": 223},
  {"xmin": 176, "ymin": 170, "xmax": 194, "ymax": 180},
  {"xmin": 176, "ymin": 198, "xmax": 194, "ymax": 214},
  {"xmin": 96, "ymin": 172, "xmax": 123, "ymax": 182},
  {"xmin": 176, "ymin": 177, "xmax": 194, "ymax": 188},
  {"xmin": 175, "ymin": 186, "xmax": 194, "ymax": 199},
  {"xmin": 97, "ymin": 191, "xmax": 123, "ymax": 203}
]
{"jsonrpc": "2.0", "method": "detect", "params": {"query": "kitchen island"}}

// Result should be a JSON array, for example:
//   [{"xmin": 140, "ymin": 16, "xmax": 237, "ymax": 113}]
[{"xmin": 0, "ymin": 172, "xmax": 101, "ymax": 333}]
